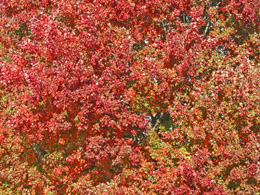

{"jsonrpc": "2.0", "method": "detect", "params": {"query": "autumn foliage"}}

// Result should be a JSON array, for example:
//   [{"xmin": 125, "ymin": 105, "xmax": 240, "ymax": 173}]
[{"xmin": 0, "ymin": 0, "xmax": 260, "ymax": 194}]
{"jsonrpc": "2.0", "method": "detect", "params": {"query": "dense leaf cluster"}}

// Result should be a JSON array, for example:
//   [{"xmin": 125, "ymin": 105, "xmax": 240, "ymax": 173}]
[{"xmin": 0, "ymin": 0, "xmax": 259, "ymax": 194}]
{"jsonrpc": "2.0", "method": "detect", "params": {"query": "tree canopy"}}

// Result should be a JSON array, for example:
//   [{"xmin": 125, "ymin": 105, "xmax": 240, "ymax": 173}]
[{"xmin": 0, "ymin": 0, "xmax": 259, "ymax": 194}]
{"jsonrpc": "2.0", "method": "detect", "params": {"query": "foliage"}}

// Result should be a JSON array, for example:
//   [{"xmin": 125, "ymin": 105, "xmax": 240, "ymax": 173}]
[{"xmin": 0, "ymin": 0, "xmax": 259, "ymax": 194}]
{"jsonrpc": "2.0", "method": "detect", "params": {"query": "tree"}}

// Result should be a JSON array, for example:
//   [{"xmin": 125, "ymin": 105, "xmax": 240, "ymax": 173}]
[{"xmin": 0, "ymin": 0, "xmax": 259, "ymax": 194}]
